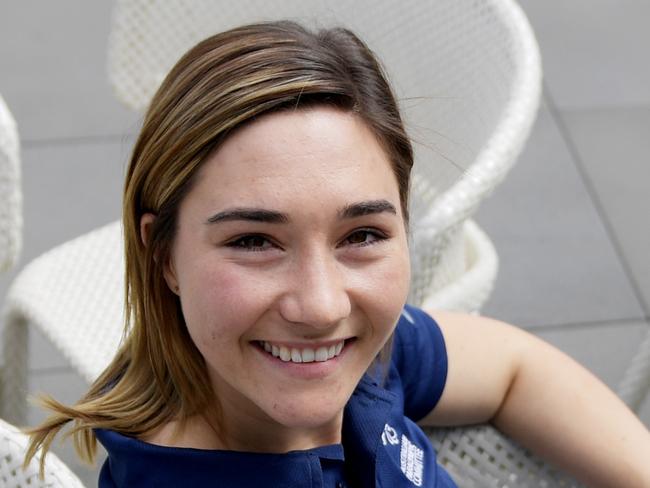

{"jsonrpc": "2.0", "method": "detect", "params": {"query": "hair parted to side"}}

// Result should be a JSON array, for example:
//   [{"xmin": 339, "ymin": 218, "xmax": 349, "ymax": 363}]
[{"xmin": 24, "ymin": 20, "xmax": 414, "ymax": 475}]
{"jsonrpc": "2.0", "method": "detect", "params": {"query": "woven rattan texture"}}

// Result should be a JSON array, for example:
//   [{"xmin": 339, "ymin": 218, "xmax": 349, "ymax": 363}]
[
  {"xmin": 0, "ymin": 418, "xmax": 85, "ymax": 488},
  {"xmin": 2, "ymin": 222, "xmax": 124, "ymax": 422},
  {"xmin": 7, "ymin": 221, "xmax": 124, "ymax": 382},
  {"xmin": 0, "ymin": 94, "xmax": 21, "ymax": 273},
  {"xmin": 427, "ymin": 425, "xmax": 583, "ymax": 487},
  {"xmin": 421, "ymin": 221, "xmax": 498, "ymax": 313}
]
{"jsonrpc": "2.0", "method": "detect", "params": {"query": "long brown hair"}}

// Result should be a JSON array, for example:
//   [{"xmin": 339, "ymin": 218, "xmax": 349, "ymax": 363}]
[{"xmin": 24, "ymin": 20, "xmax": 413, "ymax": 474}]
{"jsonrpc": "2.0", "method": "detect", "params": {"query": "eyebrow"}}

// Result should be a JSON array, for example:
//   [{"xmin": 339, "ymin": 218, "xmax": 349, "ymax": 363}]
[
  {"xmin": 338, "ymin": 199, "xmax": 397, "ymax": 219},
  {"xmin": 206, "ymin": 208, "xmax": 289, "ymax": 224},
  {"xmin": 205, "ymin": 199, "xmax": 397, "ymax": 225}
]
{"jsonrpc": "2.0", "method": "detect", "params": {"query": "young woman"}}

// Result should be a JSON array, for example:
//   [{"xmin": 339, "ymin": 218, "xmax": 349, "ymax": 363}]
[{"xmin": 26, "ymin": 21, "xmax": 650, "ymax": 487}]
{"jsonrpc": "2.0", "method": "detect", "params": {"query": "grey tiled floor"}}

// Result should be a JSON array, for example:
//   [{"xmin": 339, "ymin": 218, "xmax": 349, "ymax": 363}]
[{"xmin": 1, "ymin": 2, "xmax": 649, "ymax": 486}]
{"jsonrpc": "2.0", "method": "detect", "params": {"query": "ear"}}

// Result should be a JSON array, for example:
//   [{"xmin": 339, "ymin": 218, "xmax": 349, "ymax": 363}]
[
  {"xmin": 140, "ymin": 213, "xmax": 180, "ymax": 296},
  {"xmin": 140, "ymin": 212, "xmax": 156, "ymax": 246}
]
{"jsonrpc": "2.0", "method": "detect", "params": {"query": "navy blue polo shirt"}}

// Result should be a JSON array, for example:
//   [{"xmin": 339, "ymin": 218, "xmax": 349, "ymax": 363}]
[{"xmin": 96, "ymin": 305, "xmax": 457, "ymax": 487}]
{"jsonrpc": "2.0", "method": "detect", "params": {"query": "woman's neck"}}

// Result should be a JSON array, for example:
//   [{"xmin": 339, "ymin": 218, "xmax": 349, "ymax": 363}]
[{"xmin": 142, "ymin": 410, "xmax": 343, "ymax": 452}]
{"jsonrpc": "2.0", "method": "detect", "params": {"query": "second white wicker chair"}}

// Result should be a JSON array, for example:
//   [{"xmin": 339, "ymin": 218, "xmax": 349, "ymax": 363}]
[{"xmin": 0, "ymin": 417, "xmax": 86, "ymax": 488}]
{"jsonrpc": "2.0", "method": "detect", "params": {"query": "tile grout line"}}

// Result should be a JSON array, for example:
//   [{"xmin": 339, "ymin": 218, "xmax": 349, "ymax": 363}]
[{"xmin": 543, "ymin": 82, "xmax": 650, "ymax": 318}]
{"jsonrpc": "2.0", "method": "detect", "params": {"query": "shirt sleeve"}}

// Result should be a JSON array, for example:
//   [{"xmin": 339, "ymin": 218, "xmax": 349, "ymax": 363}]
[{"xmin": 390, "ymin": 304, "xmax": 448, "ymax": 421}]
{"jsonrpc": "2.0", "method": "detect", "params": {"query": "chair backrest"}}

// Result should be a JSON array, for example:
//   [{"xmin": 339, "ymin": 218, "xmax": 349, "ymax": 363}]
[
  {"xmin": 0, "ymin": 418, "xmax": 86, "ymax": 488},
  {"xmin": 0, "ymin": 94, "xmax": 21, "ymax": 273},
  {"xmin": 107, "ymin": 0, "xmax": 541, "ymax": 306}
]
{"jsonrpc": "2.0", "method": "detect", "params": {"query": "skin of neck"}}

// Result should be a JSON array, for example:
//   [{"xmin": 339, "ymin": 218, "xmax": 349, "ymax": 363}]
[
  {"xmin": 142, "ymin": 390, "xmax": 345, "ymax": 452},
  {"xmin": 208, "ymin": 383, "xmax": 346, "ymax": 452}
]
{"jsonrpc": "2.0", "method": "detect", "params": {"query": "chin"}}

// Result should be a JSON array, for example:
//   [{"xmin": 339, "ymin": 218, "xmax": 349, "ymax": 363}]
[{"xmin": 263, "ymin": 397, "xmax": 346, "ymax": 432}]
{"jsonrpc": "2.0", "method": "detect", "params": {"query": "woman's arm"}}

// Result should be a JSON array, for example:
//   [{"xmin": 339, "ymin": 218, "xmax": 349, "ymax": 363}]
[{"xmin": 420, "ymin": 311, "xmax": 650, "ymax": 488}]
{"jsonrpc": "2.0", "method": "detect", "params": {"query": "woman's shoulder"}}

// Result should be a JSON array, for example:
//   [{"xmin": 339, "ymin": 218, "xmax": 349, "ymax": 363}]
[{"xmin": 394, "ymin": 304, "xmax": 443, "ymax": 344}]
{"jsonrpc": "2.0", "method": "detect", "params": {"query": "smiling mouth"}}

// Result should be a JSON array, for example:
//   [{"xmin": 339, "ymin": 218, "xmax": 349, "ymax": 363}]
[{"xmin": 257, "ymin": 340, "xmax": 347, "ymax": 364}]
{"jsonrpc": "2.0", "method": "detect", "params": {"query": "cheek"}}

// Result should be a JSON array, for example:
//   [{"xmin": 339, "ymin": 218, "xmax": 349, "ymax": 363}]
[
  {"xmin": 352, "ymin": 245, "xmax": 411, "ymax": 334},
  {"xmin": 178, "ymin": 264, "xmax": 274, "ymax": 351},
  {"xmin": 370, "ymin": 237, "xmax": 411, "ymax": 297},
  {"xmin": 381, "ymin": 257, "xmax": 410, "ymax": 321}
]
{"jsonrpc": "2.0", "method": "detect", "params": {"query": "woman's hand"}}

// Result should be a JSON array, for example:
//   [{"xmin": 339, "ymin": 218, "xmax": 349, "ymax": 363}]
[{"xmin": 420, "ymin": 311, "xmax": 650, "ymax": 488}]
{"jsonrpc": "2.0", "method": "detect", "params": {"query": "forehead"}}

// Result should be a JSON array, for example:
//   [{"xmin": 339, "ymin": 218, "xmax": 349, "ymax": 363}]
[{"xmin": 189, "ymin": 107, "xmax": 400, "ymax": 209}]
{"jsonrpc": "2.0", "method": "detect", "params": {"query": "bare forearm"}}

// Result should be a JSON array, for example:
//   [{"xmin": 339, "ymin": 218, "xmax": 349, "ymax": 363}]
[
  {"xmin": 426, "ymin": 312, "xmax": 650, "ymax": 486},
  {"xmin": 493, "ymin": 335, "xmax": 650, "ymax": 488}
]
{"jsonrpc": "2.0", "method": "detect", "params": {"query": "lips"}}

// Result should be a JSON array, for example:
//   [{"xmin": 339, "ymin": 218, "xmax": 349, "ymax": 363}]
[{"xmin": 258, "ymin": 340, "xmax": 345, "ymax": 363}]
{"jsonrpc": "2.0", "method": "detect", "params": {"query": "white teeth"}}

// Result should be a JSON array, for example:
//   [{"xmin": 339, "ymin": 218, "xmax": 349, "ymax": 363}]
[
  {"xmin": 291, "ymin": 348, "xmax": 302, "ymax": 363},
  {"xmin": 279, "ymin": 346, "xmax": 291, "ymax": 362},
  {"xmin": 315, "ymin": 347, "xmax": 328, "ymax": 362},
  {"xmin": 301, "ymin": 348, "xmax": 315, "ymax": 362},
  {"xmin": 260, "ymin": 340, "xmax": 346, "ymax": 364}
]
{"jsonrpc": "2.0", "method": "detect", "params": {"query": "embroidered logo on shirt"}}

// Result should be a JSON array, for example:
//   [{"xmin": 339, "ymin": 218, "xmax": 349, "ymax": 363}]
[
  {"xmin": 381, "ymin": 423, "xmax": 424, "ymax": 486},
  {"xmin": 381, "ymin": 423, "xmax": 399, "ymax": 445},
  {"xmin": 400, "ymin": 434, "xmax": 424, "ymax": 486}
]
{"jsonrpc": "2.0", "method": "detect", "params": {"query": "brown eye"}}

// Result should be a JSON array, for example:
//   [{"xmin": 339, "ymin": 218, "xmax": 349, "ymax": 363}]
[
  {"xmin": 342, "ymin": 229, "xmax": 387, "ymax": 247},
  {"xmin": 347, "ymin": 231, "xmax": 370, "ymax": 244},
  {"xmin": 227, "ymin": 235, "xmax": 274, "ymax": 251}
]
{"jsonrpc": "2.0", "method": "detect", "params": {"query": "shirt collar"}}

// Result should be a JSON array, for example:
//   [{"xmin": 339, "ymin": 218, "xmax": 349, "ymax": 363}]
[
  {"xmin": 97, "ymin": 374, "xmax": 395, "ymax": 488},
  {"xmin": 342, "ymin": 374, "xmax": 397, "ymax": 487}
]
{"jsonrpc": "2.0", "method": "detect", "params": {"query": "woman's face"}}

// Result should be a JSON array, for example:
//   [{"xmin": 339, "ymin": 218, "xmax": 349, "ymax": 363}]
[{"xmin": 164, "ymin": 107, "xmax": 410, "ymax": 450}]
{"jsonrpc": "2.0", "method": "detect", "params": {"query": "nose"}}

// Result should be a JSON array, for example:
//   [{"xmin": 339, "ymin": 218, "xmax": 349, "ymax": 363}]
[{"xmin": 278, "ymin": 249, "xmax": 351, "ymax": 329}]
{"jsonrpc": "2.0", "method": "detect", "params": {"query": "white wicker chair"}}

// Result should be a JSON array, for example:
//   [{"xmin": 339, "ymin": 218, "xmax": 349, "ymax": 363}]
[
  {"xmin": 0, "ymin": 98, "xmax": 84, "ymax": 487},
  {"xmin": 0, "ymin": 94, "xmax": 21, "ymax": 274},
  {"xmin": 0, "ymin": 92, "xmax": 22, "ymax": 422},
  {"xmin": 106, "ymin": 0, "xmax": 542, "ymax": 310},
  {"xmin": 0, "ymin": 417, "xmax": 86, "ymax": 488},
  {"xmin": 3, "ymin": 220, "xmax": 124, "ymax": 403},
  {"xmin": 0, "ymin": 1, "xmax": 594, "ymax": 486}
]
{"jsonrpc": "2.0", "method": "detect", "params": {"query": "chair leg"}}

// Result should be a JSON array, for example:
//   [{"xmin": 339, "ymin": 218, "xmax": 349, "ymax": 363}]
[{"xmin": 1, "ymin": 313, "xmax": 28, "ymax": 425}]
